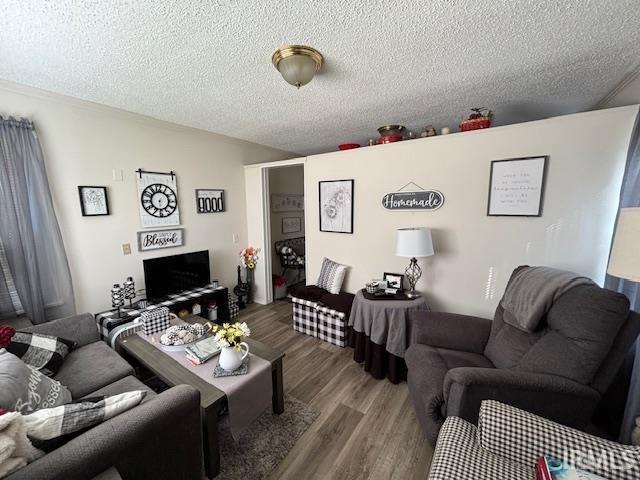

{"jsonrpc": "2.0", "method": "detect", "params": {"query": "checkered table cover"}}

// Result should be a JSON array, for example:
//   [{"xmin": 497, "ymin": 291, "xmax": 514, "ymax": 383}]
[
  {"xmin": 95, "ymin": 285, "xmax": 224, "ymax": 346},
  {"xmin": 316, "ymin": 304, "xmax": 347, "ymax": 347},
  {"xmin": 292, "ymin": 297, "xmax": 318, "ymax": 337},
  {"xmin": 428, "ymin": 415, "xmax": 532, "ymax": 480}
]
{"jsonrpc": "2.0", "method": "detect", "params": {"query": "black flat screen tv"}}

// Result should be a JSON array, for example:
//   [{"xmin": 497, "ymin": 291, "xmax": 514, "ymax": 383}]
[{"xmin": 143, "ymin": 250, "xmax": 210, "ymax": 302}]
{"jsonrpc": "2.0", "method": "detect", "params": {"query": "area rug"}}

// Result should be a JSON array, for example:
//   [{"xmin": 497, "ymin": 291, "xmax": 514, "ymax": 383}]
[{"xmin": 216, "ymin": 396, "xmax": 319, "ymax": 479}]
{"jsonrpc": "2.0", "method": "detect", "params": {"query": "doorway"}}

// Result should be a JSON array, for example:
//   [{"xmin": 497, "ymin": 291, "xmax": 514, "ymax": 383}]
[{"xmin": 267, "ymin": 165, "xmax": 306, "ymax": 301}]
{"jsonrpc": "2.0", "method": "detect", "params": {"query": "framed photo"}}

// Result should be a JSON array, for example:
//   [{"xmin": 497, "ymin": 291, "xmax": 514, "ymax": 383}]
[
  {"xmin": 383, "ymin": 272, "xmax": 404, "ymax": 290},
  {"xmin": 196, "ymin": 189, "xmax": 225, "ymax": 213},
  {"xmin": 271, "ymin": 194, "xmax": 304, "ymax": 212},
  {"xmin": 78, "ymin": 186, "xmax": 109, "ymax": 216},
  {"xmin": 282, "ymin": 216, "xmax": 302, "ymax": 234},
  {"xmin": 319, "ymin": 179, "xmax": 354, "ymax": 234},
  {"xmin": 137, "ymin": 228, "xmax": 184, "ymax": 252},
  {"xmin": 488, "ymin": 156, "xmax": 548, "ymax": 216}
]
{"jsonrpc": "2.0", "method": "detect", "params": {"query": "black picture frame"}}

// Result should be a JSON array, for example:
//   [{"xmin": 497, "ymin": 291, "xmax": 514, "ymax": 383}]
[
  {"xmin": 383, "ymin": 272, "xmax": 404, "ymax": 290},
  {"xmin": 487, "ymin": 156, "xmax": 549, "ymax": 217},
  {"xmin": 195, "ymin": 189, "xmax": 225, "ymax": 213},
  {"xmin": 319, "ymin": 179, "xmax": 354, "ymax": 234},
  {"xmin": 78, "ymin": 186, "xmax": 109, "ymax": 216}
]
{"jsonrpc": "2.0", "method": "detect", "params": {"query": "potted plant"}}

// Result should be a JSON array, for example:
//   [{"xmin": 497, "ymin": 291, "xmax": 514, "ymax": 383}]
[
  {"xmin": 459, "ymin": 107, "xmax": 494, "ymax": 131},
  {"xmin": 211, "ymin": 322, "xmax": 251, "ymax": 371}
]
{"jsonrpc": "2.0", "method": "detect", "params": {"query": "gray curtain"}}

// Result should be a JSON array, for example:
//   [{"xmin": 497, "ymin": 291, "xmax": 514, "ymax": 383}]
[
  {"xmin": 606, "ymin": 114, "xmax": 640, "ymax": 443},
  {"xmin": 0, "ymin": 116, "xmax": 75, "ymax": 324}
]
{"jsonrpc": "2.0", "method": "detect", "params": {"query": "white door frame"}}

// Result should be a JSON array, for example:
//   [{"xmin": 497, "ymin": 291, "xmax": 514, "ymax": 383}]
[{"xmin": 244, "ymin": 157, "xmax": 306, "ymax": 304}]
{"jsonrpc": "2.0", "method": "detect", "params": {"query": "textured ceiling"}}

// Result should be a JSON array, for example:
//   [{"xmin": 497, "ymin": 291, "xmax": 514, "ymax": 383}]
[{"xmin": 1, "ymin": 1, "xmax": 639, "ymax": 155}]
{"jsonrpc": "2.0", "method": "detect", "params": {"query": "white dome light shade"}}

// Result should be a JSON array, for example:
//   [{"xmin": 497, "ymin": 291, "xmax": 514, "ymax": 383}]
[
  {"xmin": 395, "ymin": 228, "xmax": 434, "ymax": 258},
  {"xmin": 272, "ymin": 45, "xmax": 324, "ymax": 88},
  {"xmin": 278, "ymin": 54, "xmax": 317, "ymax": 87}
]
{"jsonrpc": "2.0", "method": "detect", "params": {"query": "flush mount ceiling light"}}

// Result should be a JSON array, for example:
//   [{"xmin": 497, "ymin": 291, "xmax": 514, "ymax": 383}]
[{"xmin": 272, "ymin": 45, "xmax": 324, "ymax": 88}]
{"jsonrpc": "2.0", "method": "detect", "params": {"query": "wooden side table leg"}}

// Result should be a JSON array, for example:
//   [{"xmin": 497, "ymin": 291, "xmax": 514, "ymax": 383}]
[
  {"xmin": 272, "ymin": 358, "xmax": 285, "ymax": 414},
  {"xmin": 203, "ymin": 405, "xmax": 220, "ymax": 478}
]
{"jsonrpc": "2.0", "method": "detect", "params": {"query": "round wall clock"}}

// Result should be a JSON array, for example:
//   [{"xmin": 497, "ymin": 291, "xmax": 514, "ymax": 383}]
[{"xmin": 141, "ymin": 183, "xmax": 178, "ymax": 218}]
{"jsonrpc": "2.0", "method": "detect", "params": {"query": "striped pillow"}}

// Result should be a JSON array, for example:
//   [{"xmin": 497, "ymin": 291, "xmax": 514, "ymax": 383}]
[{"xmin": 316, "ymin": 258, "xmax": 348, "ymax": 295}]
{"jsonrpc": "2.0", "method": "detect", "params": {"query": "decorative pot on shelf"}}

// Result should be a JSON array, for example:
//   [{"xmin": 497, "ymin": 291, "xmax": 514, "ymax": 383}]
[{"xmin": 219, "ymin": 343, "xmax": 250, "ymax": 372}]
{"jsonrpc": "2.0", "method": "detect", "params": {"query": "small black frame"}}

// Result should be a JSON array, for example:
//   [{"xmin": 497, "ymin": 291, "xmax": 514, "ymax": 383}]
[
  {"xmin": 195, "ymin": 189, "xmax": 225, "ymax": 214},
  {"xmin": 487, "ymin": 156, "xmax": 549, "ymax": 217},
  {"xmin": 78, "ymin": 186, "xmax": 109, "ymax": 216},
  {"xmin": 383, "ymin": 272, "xmax": 405, "ymax": 290},
  {"xmin": 319, "ymin": 179, "xmax": 354, "ymax": 234}
]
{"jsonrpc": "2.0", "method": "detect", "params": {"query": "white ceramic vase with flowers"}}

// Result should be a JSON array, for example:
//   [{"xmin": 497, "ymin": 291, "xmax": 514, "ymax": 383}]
[{"xmin": 212, "ymin": 322, "xmax": 251, "ymax": 371}]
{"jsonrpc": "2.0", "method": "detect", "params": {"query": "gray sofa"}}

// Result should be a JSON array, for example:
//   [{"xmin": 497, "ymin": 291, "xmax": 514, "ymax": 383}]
[
  {"xmin": 406, "ymin": 267, "xmax": 640, "ymax": 445},
  {"xmin": 6, "ymin": 313, "xmax": 204, "ymax": 480}
]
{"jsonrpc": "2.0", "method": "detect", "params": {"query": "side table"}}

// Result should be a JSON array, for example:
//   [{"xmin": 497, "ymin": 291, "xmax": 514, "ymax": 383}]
[{"xmin": 348, "ymin": 289, "xmax": 429, "ymax": 383}]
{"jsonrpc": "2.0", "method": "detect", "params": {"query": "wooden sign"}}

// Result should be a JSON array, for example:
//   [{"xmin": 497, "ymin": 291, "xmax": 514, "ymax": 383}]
[
  {"xmin": 137, "ymin": 228, "xmax": 184, "ymax": 252},
  {"xmin": 382, "ymin": 190, "xmax": 444, "ymax": 210},
  {"xmin": 196, "ymin": 189, "xmax": 225, "ymax": 213}
]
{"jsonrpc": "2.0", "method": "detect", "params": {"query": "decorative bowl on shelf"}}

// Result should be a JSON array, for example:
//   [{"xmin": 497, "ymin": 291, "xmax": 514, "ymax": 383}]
[
  {"xmin": 377, "ymin": 125, "xmax": 405, "ymax": 136},
  {"xmin": 338, "ymin": 143, "xmax": 361, "ymax": 150},
  {"xmin": 377, "ymin": 134, "xmax": 403, "ymax": 144}
]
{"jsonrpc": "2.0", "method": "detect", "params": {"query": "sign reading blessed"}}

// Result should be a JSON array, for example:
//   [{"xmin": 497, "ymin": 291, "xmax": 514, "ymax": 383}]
[
  {"xmin": 382, "ymin": 190, "xmax": 444, "ymax": 211},
  {"xmin": 137, "ymin": 228, "xmax": 184, "ymax": 252}
]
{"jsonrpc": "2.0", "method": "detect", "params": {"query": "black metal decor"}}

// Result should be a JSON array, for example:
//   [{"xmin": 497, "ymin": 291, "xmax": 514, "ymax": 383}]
[
  {"xmin": 110, "ymin": 283, "xmax": 126, "ymax": 318},
  {"xmin": 233, "ymin": 266, "xmax": 250, "ymax": 309},
  {"xmin": 123, "ymin": 277, "xmax": 136, "ymax": 307}
]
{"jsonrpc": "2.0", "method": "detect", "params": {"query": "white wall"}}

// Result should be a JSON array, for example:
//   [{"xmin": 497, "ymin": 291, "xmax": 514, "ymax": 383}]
[
  {"xmin": 268, "ymin": 165, "xmax": 305, "ymax": 277},
  {"xmin": 0, "ymin": 81, "xmax": 292, "ymax": 314},
  {"xmin": 304, "ymin": 107, "xmax": 638, "ymax": 318}
]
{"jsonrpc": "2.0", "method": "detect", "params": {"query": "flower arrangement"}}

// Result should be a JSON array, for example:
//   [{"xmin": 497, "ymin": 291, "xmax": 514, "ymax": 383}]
[
  {"xmin": 211, "ymin": 322, "xmax": 251, "ymax": 350},
  {"xmin": 240, "ymin": 246, "xmax": 260, "ymax": 270}
]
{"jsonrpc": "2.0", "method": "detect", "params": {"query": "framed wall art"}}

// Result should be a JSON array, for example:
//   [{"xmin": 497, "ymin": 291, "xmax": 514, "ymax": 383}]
[
  {"xmin": 271, "ymin": 194, "xmax": 304, "ymax": 212},
  {"xmin": 282, "ymin": 216, "xmax": 302, "ymax": 234},
  {"xmin": 136, "ymin": 169, "xmax": 180, "ymax": 228},
  {"xmin": 196, "ymin": 189, "xmax": 225, "ymax": 213},
  {"xmin": 487, "ymin": 156, "xmax": 548, "ymax": 216},
  {"xmin": 137, "ymin": 228, "xmax": 184, "ymax": 252},
  {"xmin": 78, "ymin": 186, "xmax": 109, "ymax": 216},
  {"xmin": 319, "ymin": 179, "xmax": 354, "ymax": 234}
]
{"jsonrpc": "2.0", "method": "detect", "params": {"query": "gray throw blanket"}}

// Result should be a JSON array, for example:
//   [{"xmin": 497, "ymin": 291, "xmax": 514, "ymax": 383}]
[{"xmin": 501, "ymin": 266, "xmax": 594, "ymax": 332}]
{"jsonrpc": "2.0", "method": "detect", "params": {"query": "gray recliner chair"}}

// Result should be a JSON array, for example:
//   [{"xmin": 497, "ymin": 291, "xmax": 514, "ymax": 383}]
[{"xmin": 406, "ymin": 266, "xmax": 640, "ymax": 445}]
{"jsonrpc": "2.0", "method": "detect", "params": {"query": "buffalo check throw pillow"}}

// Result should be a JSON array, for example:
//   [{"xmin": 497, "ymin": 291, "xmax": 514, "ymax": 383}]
[
  {"xmin": 7, "ymin": 332, "xmax": 76, "ymax": 376},
  {"xmin": 23, "ymin": 390, "xmax": 146, "ymax": 450},
  {"xmin": 316, "ymin": 258, "xmax": 348, "ymax": 295},
  {"xmin": 141, "ymin": 307, "xmax": 171, "ymax": 335}
]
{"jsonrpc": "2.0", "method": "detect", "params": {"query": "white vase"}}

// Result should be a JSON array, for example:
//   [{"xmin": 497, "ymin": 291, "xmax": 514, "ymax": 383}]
[{"xmin": 219, "ymin": 343, "xmax": 249, "ymax": 371}]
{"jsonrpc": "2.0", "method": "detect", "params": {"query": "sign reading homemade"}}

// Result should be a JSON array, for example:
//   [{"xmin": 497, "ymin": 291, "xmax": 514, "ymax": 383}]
[{"xmin": 381, "ymin": 190, "xmax": 444, "ymax": 211}]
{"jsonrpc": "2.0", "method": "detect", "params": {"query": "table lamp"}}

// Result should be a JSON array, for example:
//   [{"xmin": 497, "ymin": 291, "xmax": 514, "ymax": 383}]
[
  {"xmin": 607, "ymin": 207, "xmax": 640, "ymax": 283},
  {"xmin": 395, "ymin": 227, "xmax": 435, "ymax": 298}
]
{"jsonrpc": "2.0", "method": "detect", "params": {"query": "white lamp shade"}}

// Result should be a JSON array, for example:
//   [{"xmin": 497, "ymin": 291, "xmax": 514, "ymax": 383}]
[
  {"xmin": 277, "ymin": 54, "xmax": 318, "ymax": 87},
  {"xmin": 395, "ymin": 228, "xmax": 434, "ymax": 258},
  {"xmin": 607, "ymin": 207, "xmax": 640, "ymax": 282}
]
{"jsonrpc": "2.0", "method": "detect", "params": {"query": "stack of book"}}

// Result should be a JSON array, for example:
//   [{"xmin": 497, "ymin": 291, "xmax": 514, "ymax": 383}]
[
  {"xmin": 536, "ymin": 456, "xmax": 605, "ymax": 480},
  {"xmin": 185, "ymin": 336, "xmax": 221, "ymax": 365}
]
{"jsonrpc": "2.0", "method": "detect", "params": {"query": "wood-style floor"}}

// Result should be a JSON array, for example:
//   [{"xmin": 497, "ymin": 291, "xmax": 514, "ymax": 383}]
[{"xmin": 237, "ymin": 300, "xmax": 433, "ymax": 480}]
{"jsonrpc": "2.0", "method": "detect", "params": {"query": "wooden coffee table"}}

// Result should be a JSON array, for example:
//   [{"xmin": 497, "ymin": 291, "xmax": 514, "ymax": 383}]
[{"xmin": 118, "ymin": 316, "xmax": 285, "ymax": 478}]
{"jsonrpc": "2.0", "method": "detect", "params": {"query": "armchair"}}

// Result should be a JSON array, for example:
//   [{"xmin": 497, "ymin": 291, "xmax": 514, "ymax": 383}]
[{"xmin": 406, "ymin": 267, "xmax": 640, "ymax": 445}]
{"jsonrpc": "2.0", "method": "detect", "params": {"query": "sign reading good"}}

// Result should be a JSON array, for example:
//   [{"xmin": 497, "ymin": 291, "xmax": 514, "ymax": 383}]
[
  {"xmin": 382, "ymin": 190, "xmax": 444, "ymax": 210},
  {"xmin": 196, "ymin": 189, "xmax": 225, "ymax": 213},
  {"xmin": 137, "ymin": 228, "xmax": 184, "ymax": 251}
]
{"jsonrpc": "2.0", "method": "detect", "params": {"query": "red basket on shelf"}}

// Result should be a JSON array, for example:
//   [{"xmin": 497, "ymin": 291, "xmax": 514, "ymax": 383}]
[{"xmin": 459, "ymin": 117, "xmax": 492, "ymax": 131}]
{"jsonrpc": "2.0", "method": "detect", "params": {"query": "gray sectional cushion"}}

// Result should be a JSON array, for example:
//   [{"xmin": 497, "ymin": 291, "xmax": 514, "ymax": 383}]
[
  {"xmin": 516, "ymin": 284, "xmax": 629, "ymax": 384},
  {"xmin": 83, "ymin": 375, "xmax": 156, "ymax": 402},
  {"xmin": 55, "ymin": 342, "xmax": 134, "ymax": 399}
]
